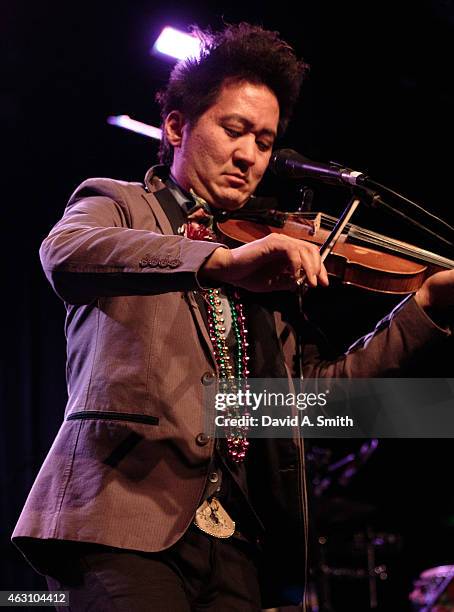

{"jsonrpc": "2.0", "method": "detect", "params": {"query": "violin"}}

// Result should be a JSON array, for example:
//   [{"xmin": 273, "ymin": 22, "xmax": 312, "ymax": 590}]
[{"xmin": 217, "ymin": 209, "xmax": 454, "ymax": 294}]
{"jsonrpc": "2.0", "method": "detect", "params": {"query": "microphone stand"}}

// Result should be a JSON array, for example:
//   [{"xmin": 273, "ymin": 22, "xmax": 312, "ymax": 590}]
[
  {"xmin": 354, "ymin": 184, "xmax": 454, "ymax": 249},
  {"xmin": 328, "ymin": 160, "xmax": 454, "ymax": 246}
]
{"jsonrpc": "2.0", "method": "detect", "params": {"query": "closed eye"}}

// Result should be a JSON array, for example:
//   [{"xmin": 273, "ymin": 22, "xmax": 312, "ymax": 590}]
[
  {"xmin": 224, "ymin": 126, "xmax": 273, "ymax": 152},
  {"xmin": 224, "ymin": 127, "xmax": 242, "ymax": 138},
  {"xmin": 257, "ymin": 140, "xmax": 272, "ymax": 152}
]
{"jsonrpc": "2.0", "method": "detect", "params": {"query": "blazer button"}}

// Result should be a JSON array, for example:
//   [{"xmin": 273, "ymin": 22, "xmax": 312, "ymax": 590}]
[
  {"xmin": 209, "ymin": 472, "xmax": 219, "ymax": 483},
  {"xmin": 201, "ymin": 371, "xmax": 216, "ymax": 385},
  {"xmin": 196, "ymin": 432, "xmax": 211, "ymax": 446}
]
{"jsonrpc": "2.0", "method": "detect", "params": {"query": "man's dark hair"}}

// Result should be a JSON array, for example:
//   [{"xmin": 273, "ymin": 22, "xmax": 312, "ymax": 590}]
[{"xmin": 156, "ymin": 22, "xmax": 309, "ymax": 165}]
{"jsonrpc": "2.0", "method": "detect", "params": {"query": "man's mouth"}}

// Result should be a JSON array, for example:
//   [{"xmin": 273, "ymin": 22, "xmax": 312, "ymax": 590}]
[{"xmin": 224, "ymin": 174, "xmax": 247, "ymax": 186}]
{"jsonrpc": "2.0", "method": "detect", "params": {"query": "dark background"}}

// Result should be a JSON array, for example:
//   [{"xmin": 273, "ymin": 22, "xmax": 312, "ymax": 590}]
[{"xmin": 2, "ymin": 1, "xmax": 454, "ymax": 609}]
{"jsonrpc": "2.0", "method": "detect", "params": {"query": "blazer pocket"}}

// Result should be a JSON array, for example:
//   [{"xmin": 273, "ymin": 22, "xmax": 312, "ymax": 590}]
[{"xmin": 67, "ymin": 410, "xmax": 159, "ymax": 426}]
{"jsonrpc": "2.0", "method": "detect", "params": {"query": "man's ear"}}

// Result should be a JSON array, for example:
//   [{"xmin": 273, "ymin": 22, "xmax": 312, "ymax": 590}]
[{"xmin": 164, "ymin": 111, "xmax": 186, "ymax": 148}]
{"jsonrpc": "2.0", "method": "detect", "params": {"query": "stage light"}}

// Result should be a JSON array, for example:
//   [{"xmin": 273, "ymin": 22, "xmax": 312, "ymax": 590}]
[
  {"xmin": 151, "ymin": 26, "xmax": 201, "ymax": 61},
  {"xmin": 107, "ymin": 115, "xmax": 162, "ymax": 140}
]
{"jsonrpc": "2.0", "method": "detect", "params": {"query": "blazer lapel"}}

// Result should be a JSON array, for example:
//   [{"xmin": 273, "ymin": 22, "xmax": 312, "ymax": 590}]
[{"xmin": 146, "ymin": 187, "xmax": 216, "ymax": 369}]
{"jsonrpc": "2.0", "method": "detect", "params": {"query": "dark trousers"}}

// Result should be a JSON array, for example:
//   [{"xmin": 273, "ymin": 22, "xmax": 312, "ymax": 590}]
[{"xmin": 44, "ymin": 525, "xmax": 262, "ymax": 611}]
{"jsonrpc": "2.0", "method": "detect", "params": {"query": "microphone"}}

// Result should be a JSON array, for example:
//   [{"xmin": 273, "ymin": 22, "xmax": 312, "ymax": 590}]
[{"xmin": 269, "ymin": 148, "xmax": 368, "ymax": 187}]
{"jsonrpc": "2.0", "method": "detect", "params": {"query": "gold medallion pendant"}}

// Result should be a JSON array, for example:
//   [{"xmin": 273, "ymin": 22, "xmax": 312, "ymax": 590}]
[{"xmin": 194, "ymin": 497, "xmax": 236, "ymax": 538}]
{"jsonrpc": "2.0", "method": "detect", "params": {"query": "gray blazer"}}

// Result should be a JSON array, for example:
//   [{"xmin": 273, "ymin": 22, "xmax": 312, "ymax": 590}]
[{"xmin": 12, "ymin": 167, "xmax": 448, "ymax": 602}]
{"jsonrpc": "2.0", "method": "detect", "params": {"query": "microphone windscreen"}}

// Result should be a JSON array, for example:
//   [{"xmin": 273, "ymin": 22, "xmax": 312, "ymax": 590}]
[{"xmin": 269, "ymin": 148, "xmax": 310, "ymax": 177}]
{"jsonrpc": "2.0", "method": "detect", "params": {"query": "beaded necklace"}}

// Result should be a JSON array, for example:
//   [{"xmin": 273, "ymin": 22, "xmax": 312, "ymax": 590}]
[
  {"xmin": 206, "ymin": 288, "xmax": 250, "ymax": 462},
  {"xmin": 183, "ymin": 192, "xmax": 251, "ymax": 463}
]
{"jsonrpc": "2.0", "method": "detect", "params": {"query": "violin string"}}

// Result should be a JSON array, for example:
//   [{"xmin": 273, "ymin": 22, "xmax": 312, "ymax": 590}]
[
  {"xmin": 341, "ymin": 223, "xmax": 454, "ymax": 268},
  {"xmin": 348, "ymin": 226, "xmax": 454, "ymax": 268},
  {"xmin": 290, "ymin": 212, "xmax": 454, "ymax": 269}
]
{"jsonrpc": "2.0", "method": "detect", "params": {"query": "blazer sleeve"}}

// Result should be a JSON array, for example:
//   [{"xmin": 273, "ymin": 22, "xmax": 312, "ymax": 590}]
[
  {"xmin": 273, "ymin": 291, "xmax": 450, "ymax": 378},
  {"xmin": 39, "ymin": 178, "xmax": 223, "ymax": 304},
  {"xmin": 301, "ymin": 295, "xmax": 451, "ymax": 378}
]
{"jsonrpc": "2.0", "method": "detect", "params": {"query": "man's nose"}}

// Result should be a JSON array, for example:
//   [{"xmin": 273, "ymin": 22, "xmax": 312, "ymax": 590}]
[{"xmin": 233, "ymin": 136, "xmax": 256, "ymax": 169}]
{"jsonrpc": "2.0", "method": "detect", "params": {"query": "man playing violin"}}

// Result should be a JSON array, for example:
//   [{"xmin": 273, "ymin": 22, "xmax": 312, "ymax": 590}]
[{"xmin": 13, "ymin": 22, "xmax": 453, "ymax": 611}]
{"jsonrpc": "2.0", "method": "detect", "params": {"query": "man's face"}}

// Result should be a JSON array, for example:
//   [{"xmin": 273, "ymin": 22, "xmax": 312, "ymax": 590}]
[{"xmin": 168, "ymin": 80, "xmax": 279, "ymax": 210}]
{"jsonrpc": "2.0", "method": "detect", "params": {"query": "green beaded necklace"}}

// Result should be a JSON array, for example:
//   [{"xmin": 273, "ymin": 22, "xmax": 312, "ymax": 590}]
[
  {"xmin": 206, "ymin": 288, "xmax": 250, "ymax": 462},
  {"xmin": 183, "ymin": 190, "xmax": 251, "ymax": 462}
]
